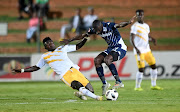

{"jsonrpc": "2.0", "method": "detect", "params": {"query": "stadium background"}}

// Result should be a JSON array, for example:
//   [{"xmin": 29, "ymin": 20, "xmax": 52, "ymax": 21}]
[
  {"xmin": 0, "ymin": 0, "xmax": 179, "ymax": 53},
  {"xmin": 0, "ymin": 0, "xmax": 179, "ymax": 81},
  {"xmin": 0, "ymin": 1, "xmax": 180, "ymax": 112}
]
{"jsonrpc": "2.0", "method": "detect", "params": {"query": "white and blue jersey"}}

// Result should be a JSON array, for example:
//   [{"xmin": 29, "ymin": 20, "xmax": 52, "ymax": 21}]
[
  {"xmin": 100, "ymin": 22, "xmax": 126, "ymax": 48},
  {"xmin": 88, "ymin": 22, "xmax": 127, "ymax": 60},
  {"xmin": 98, "ymin": 22, "xmax": 127, "ymax": 60}
]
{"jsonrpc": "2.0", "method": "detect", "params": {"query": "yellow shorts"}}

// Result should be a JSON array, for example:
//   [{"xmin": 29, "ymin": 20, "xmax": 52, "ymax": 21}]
[
  {"xmin": 61, "ymin": 68, "xmax": 89, "ymax": 88},
  {"xmin": 135, "ymin": 51, "xmax": 156, "ymax": 68}
]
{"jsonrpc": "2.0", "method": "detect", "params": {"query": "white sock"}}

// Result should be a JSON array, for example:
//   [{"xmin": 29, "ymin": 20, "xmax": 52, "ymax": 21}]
[
  {"xmin": 150, "ymin": 68, "xmax": 157, "ymax": 87},
  {"xmin": 79, "ymin": 87, "xmax": 97, "ymax": 99},
  {"xmin": 135, "ymin": 71, "xmax": 143, "ymax": 88}
]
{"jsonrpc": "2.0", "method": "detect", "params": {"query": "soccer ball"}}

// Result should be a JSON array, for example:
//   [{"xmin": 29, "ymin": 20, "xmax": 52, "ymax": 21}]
[{"xmin": 105, "ymin": 89, "xmax": 119, "ymax": 101}]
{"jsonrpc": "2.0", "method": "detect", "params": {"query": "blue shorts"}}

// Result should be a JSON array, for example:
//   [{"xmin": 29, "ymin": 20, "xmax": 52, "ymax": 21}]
[{"xmin": 102, "ymin": 46, "xmax": 127, "ymax": 61}]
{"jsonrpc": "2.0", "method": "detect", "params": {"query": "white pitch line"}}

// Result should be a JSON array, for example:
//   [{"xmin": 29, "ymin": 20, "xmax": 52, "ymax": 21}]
[
  {"xmin": 0, "ymin": 98, "xmax": 56, "ymax": 100},
  {"xmin": 0, "ymin": 100, "xmax": 80, "ymax": 105}
]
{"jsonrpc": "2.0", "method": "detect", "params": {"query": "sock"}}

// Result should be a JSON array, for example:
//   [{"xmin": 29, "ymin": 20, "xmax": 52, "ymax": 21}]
[
  {"xmin": 135, "ymin": 71, "xmax": 143, "ymax": 88},
  {"xmin": 96, "ymin": 66, "xmax": 106, "ymax": 84},
  {"xmin": 79, "ymin": 87, "xmax": 97, "ymax": 99},
  {"xmin": 108, "ymin": 63, "xmax": 121, "ymax": 83},
  {"xmin": 150, "ymin": 68, "xmax": 157, "ymax": 87}
]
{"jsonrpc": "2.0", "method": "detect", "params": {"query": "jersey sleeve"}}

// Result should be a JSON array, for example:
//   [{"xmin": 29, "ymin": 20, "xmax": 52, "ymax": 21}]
[
  {"xmin": 147, "ymin": 24, "xmax": 150, "ymax": 33},
  {"xmin": 63, "ymin": 45, "xmax": 77, "ymax": 52},
  {"xmin": 36, "ymin": 55, "xmax": 47, "ymax": 68},
  {"xmin": 130, "ymin": 24, "xmax": 137, "ymax": 35},
  {"xmin": 106, "ymin": 22, "xmax": 116, "ymax": 29}
]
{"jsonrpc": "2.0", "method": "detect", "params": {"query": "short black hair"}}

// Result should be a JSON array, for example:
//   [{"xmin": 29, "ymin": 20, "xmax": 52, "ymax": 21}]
[
  {"xmin": 92, "ymin": 20, "xmax": 102, "ymax": 31},
  {"xmin": 43, "ymin": 37, "xmax": 52, "ymax": 45},
  {"xmin": 136, "ymin": 9, "xmax": 144, "ymax": 15},
  {"xmin": 136, "ymin": 9, "xmax": 144, "ymax": 13}
]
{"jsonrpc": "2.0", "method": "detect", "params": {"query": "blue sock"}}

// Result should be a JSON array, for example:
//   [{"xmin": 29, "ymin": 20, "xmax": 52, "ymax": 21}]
[
  {"xmin": 96, "ymin": 66, "xmax": 106, "ymax": 84},
  {"xmin": 108, "ymin": 63, "xmax": 122, "ymax": 83}
]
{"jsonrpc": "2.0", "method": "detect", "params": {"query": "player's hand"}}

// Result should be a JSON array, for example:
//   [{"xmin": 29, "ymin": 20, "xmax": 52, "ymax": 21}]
[
  {"xmin": 12, "ymin": 69, "xmax": 21, "ymax": 74},
  {"xmin": 136, "ymin": 48, "xmax": 141, "ymax": 55},
  {"xmin": 151, "ymin": 38, "xmax": 157, "ymax": 46},
  {"xmin": 87, "ymin": 28, "xmax": 95, "ymax": 35},
  {"xmin": 129, "ymin": 15, "xmax": 136, "ymax": 24}
]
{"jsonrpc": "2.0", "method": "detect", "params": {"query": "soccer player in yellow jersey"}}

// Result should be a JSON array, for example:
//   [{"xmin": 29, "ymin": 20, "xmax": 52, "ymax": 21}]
[
  {"xmin": 130, "ymin": 9, "xmax": 163, "ymax": 91},
  {"xmin": 12, "ymin": 37, "xmax": 102, "ymax": 100}
]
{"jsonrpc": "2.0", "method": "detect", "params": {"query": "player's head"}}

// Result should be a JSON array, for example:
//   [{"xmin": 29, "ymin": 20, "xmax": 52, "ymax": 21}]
[
  {"xmin": 136, "ymin": 9, "xmax": 144, "ymax": 23},
  {"xmin": 92, "ymin": 20, "xmax": 103, "ymax": 34},
  {"xmin": 76, "ymin": 8, "xmax": 81, "ymax": 15},
  {"xmin": 88, "ymin": 7, "xmax": 94, "ymax": 15},
  {"xmin": 43, "ymin": 37, "xmax": 56, "ymax": 51}
]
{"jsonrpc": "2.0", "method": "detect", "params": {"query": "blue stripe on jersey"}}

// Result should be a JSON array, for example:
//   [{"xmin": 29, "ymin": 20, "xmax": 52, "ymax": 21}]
[{"xmin": 99, "ymin": 22, "xmax": 122, "ymax": 47}]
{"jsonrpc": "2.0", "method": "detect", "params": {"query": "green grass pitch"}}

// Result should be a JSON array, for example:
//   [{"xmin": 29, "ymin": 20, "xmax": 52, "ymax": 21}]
[{"xmin": 0, "ymin": 79, "xmax": 180, "ymax": 112}]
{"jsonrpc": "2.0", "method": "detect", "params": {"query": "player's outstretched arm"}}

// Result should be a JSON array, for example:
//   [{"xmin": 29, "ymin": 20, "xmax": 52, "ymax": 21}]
[
  {"xmin": 115, "ymin": 15, "xmax": 136, "ymax": 28},
  {"xmin": 76, "ymin": 37, "xmax": 88, "ymax": 50},
  {"xmin": 12, "ymin": 66, "xmax": 40, "ymax": 74},
  {"xmin": 60, "ymin": 33, "xmax": 89, "ymax": 45},
  {"xmin": 59, "ymin": 28, "xmax": 94, "ymax": 45}
]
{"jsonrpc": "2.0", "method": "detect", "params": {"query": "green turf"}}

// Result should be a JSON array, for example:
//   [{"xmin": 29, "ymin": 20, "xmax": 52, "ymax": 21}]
[{"xmin": 0, "ymin": 80, "xmax": 179, "ymax": 112}]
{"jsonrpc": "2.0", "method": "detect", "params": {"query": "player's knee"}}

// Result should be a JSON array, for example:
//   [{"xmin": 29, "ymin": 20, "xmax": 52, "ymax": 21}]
[
  {"xmin": 94, "ymin": 57, "xmax": 102, "ymax": 66},
  {"xmin": 71, "ymin": 81, "xmax": 83, "ymax": 90},
  {"xmin": 104, "ymin": 56, "xmax": 113, "ymax": 65},
  {"xmin": 109, "ymin": 51, "xmax": 119, "ymax": 61},
  {"xmin": 139, "ymin": 68, "xmax": 144, "ymax": 72},
  {"xmin": 150, "ymin": 64, "xmax": 156, "ymax": 69},
  {"xmin": 85, "ymin": 83, "xmax": 94, "ymax": 93}
]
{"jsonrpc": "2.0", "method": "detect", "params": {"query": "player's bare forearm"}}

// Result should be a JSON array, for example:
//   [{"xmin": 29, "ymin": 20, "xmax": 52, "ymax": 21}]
[
  {"xmin": 76, "ymin": 38, "xmax": 88, "ymax": 50},
  {"xmin": 12, "ymin": 66, "xmax": 40, "ymax": 74},
  {"xmin": 115, "ymin": 21, "xmax": 130, "ymax": 28},
  {"xmin": 60, "ymin": 33, "xmax": 88, "ymax": 45},
  {"xmin": 149, "ymin": 35, "xmax": 157, "ymax": 46},
  {"xmin": 115, "ymin": 15, "xmax": 136, "ymax": 28},
  {"xmin": 130, "ymin": 33, "xmax": 141, "ymax": 54}
]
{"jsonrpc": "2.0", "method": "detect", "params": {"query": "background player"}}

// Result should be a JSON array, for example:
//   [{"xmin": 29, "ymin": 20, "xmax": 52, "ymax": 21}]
[
  {"xmin": 12, "ymin": 37, "xmax": 102, "ymax": 101},
  {"xmin": 60, "ymin": 15, "xmax": 136, "ymax": 95},
  {"xmin": 130, "ymin": 9, "xmax": 163, "ymax": 91}
]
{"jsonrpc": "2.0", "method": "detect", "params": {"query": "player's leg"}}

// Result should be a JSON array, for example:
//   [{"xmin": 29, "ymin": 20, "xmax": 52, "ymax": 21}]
[
  {"xmin": 104, "ymin": 48, "xmax": 126, "ymax": 89},
  {"xmin": 94, "ymin": 52, "xmax": 107, "ymax": 84},
  {"xmin": 134, "ymin": 68, "xmax": 144, "ymax": 91},
  {"xmin": 145, "ymin": 51, "xmax": 163, "ymax": 90},
  {"xmin": 71, "ymin": 81, "xmax": 87, "ymax": 100},
  {"xmin": 134, "ymin": 54, "xmax": 145, "ymax": 91},
  {"xmin": 104, "ymin": 52, "xmax": 121, "ymax": 83},
  {"xmin": 61, "ymin": 68, "xmax": 102, "ymax": 100},
  {"xmin": 85, "ymin": 83, "xmax": 94, "ymax": 93},
  {"xmin": 94, "ymin": 52, "xmax": 111, "ymax": 95},
  {"xmin": 72, "ymin": 83, "xmax": 102, "ymax": 101},
  {"xmin": 70, "ymin": 68, "xmax": 102, "ymax": 100}
]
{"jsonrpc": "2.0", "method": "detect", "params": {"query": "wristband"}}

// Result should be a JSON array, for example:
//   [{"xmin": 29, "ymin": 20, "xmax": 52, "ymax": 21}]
[
  {"xmin": 85, "ymin": 33, "xmax": 89, "ymax": 37},
  {"xmin": 21, "ymin": 69, "xmax": 25, "ymax": 73}
]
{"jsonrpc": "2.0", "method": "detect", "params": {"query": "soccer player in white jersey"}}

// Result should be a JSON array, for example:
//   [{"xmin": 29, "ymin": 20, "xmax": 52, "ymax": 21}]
[
  {"xmin": 130, "ymin": 9, "xmax": 163, "ymax": 91},
  {"xmin": 12, "ymin": 37, "xmax": 102, "ymax": 101},
  {"xmin": 60, "ymin": 15, "xmax": 136, "ymax": 95}
]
